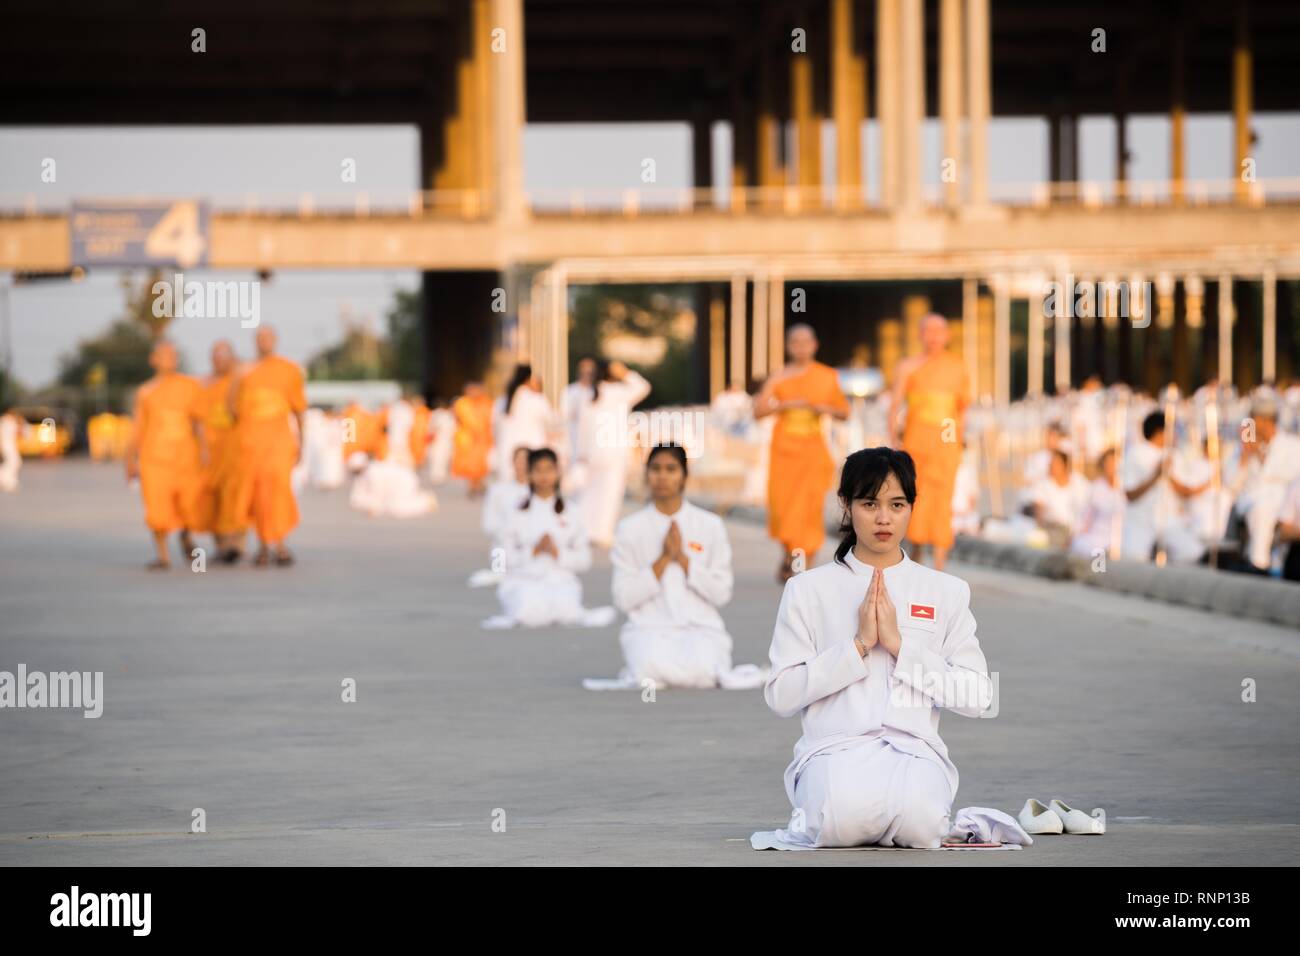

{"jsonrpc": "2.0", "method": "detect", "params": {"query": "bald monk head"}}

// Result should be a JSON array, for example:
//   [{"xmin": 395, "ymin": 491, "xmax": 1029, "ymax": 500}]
[
  {"xmin": 255, "ymin": 326, "xmax": 278, "ymax": 358},
  {"xmin": 211, "ymin": 340, "xmax": 235, "ymax": 376},
  {"xmin": 919, "ymin": 313, "xmax": 951, "ymax": 355},
  {"xmin": 150, "ymin": 340, "xmax": 180, "ymax": 374},
  {"xmin": 786, "ymin": 323, "xmax": 819, "ymax": 364}
]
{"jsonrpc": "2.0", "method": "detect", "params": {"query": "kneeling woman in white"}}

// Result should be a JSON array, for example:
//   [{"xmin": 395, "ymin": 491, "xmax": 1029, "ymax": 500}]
[
  {"xmin": 589, "ymin": 444, "xmax": 765, "ymax": 690},
  {"xmin": 482, "ymin": 448, "xmax": 615, "ymax": 629},
  {"xmin": 752, "ymin": 447, "xmax": 994, "ymax": 850}
]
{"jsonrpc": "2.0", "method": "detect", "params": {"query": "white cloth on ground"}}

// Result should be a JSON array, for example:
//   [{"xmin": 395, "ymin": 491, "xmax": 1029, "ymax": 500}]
[{"xmin": 945, "ymin": 806, "xmax": 1033, "ymax": 846}]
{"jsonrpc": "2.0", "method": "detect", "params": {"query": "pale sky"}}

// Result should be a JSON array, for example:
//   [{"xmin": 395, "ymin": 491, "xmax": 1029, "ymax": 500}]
[{"xmin": 2, "ymin": 113, "xmax": 1297, "ymax": 387}]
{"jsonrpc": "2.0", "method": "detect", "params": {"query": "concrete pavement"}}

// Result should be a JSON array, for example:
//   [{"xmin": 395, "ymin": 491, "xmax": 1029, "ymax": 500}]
[{"xmin": 1, "ymin": 459, "xmax": 1297, "ymax": 865}]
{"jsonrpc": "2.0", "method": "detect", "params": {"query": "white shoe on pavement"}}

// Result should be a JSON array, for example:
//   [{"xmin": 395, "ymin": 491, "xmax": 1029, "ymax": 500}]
[
  {"xmin": 1018, "ymin": 798, "xmax": 1063, "ymax": 835},
  {"xmin": 1049, "ymin": 798, "xmax": 1106, "ymax": 834}
]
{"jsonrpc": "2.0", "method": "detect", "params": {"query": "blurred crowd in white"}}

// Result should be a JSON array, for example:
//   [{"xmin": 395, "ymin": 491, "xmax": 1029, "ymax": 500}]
[{"xmin": 285, "ymin": 359, "xmax": 1300, "ymax": 582}]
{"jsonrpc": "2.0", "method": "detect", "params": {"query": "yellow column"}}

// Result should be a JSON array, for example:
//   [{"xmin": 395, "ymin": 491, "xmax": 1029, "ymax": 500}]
[
  {"xmin": 791, "ymin": 54, "xmax": 821, "ymax": 209},
  {"xmin": 965, "ymin": 0, "xmax": 990, "ymax": 207},
  {"xmin": 1233, "ymin": 2, "xmax": 1253, "ymax": 203},
  {"xmin": 730, "ymin": 275, "xmax": 747, "ymax": 388},
  {"xmin": 758, "ymin": 50, "xmax": 784, "ymax": 210},
  {"xmin": 977, "ymin": 292, "xmax": 995, "ymax": 400},
  {"xmin": 898, "ymin": 0, "xmax": 925, "ymax": 210},
  {"xmin": 903, "ymin": 294, "xmax": 930, "ymax": 358},
  {"xmin": 709, "ymin": 288, "xmax": 726, "ymax": 398},
  {"xmin": 876, "ymin": 0, "xmax": 900, "ymax": 208},
  {"xmin": 940, "ymin": 0, "xmax": 964, "ymax": 207},
  {"xmin": 768, "ymin": 273, "xmax": 786, "ymax": 373},
  {"xmin": 831, "ymin": 0, "xmax": 865, "ymax": 210},
  {"xmin": 1171, "ymin": 26, "xmax": 1186, "ymax": 205},
  {"xmin": 878, "ymin": 318, "xmax": 902, "ymax": 386}
]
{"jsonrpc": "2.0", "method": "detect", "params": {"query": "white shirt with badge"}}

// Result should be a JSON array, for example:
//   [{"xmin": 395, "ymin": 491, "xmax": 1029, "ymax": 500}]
[
  {"xmin": 606, "ymin": 499, "xmax": 764, "ymax": 689},
  {"xmin": 763, "ymin": 547, "xmax": 993, "ymax": 804}
]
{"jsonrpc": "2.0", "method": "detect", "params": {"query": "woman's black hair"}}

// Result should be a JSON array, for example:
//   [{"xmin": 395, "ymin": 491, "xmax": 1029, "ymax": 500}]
[
  {"xmin": 833, "ymin": 447, "xmax": 917, "ymax": 567},
  {"xmin": 520, "ymin": 446, "xmax": 565, "ymax": 514},
  {"xmin": 645, "ymin": 442, "xmax": 688, "ymax": 478},
  {"xmin": 1141, "ymin": 410, "xmax": 1165, "ymax": 441},
  {"xmin": 506, "ymin": 364, "xmax": 533, "ymax": 414}
]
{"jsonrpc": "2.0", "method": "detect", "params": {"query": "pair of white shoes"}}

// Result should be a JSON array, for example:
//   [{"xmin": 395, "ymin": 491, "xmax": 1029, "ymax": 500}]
[{"xmin": 1018, "ymin": 798, "xmax": 1106, "ymax": 835}]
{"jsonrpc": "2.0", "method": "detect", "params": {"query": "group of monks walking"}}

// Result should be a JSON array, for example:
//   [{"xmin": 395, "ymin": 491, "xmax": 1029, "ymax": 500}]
[
  {"xmin": 761, "ymin": 314, "xmax": 968, "ymax": 580},
  {"xmin": 125, "ymin": 326, "xmax": 307, "ymax": 569}
]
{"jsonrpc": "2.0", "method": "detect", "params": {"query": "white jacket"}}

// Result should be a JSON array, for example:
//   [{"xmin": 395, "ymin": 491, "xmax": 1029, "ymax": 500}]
[
  {"xmin": 498, "ymin": 494, "xmax": 591, "ymax": 575},
  {"xmin": 610, "ymin": 500, "xmax": 733, "ymax": 631}
]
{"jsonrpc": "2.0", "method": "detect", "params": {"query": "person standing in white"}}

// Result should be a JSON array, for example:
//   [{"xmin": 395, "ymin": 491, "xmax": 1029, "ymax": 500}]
[
  {"xmin": 426, "ymin": 401, "xmax": 455, "ymax": 484},
  {"xmin": 1236, "ymin": 397, "xmax": 1300, "ymax": 571},
  {"xmin": 559, "ymin": 355, "xmax": 598, "ymax": 492},
  {"xmin": 752, "ymin": 447, "xmax": 993, "ymax": 850},
  {"xmin": 0, "ymin": 406, "xmax": 21, "ymax": 493},
  {"xmin": 576, "ymin": 360, "xmax": 652, "ymax": 548},
  {"xmin": 495, "ymin": 365, "xmax": 556, "ymax": 483},
  {"xmin": 1122, "ymin": 410, "xmax": 1207, "ymax": 563},
  {"xmin": 1070, "ymin": 448, "xmax": 1127, "ymax": 559},
  {"xmin": 593, "ymin": 444, "xmax": 765, "ymax": 690},
  {"xmin": 482, "ymin": 448, "xmax": 615, "ymax": 629}
]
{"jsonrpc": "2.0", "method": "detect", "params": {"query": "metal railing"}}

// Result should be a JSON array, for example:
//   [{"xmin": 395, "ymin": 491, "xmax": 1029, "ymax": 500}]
[{"xmin": 3, "ymin": 177, "xmax": 1298, "ymax": 219}]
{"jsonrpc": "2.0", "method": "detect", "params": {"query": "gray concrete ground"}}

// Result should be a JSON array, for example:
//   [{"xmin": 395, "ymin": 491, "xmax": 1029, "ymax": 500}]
[{"xmin": 1, "ymin": 459, "xmax": 1297, "ymax": 866}]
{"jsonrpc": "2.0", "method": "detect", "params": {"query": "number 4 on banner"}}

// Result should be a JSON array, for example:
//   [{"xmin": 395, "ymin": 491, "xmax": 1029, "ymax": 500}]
[{"xmin": 145, "ymin": 201, "xmax": 207, "ymax": 268}]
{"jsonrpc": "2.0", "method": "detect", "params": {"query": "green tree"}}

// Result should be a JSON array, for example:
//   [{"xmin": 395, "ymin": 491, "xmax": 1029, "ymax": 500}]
[
  {"xmin": 385, "ymin": 287, "xmax": 422, "ymax": 385},
  {"xmin": 569, "ymin": 284, "xmax": 697, "ymax": 406},
  {"xmin": 55, "ymin": 269, "xmax": 172, "ymax": 393},
  {"xmin": 306, "ymin": 319, "xmax": 390, "ymax": 381}
]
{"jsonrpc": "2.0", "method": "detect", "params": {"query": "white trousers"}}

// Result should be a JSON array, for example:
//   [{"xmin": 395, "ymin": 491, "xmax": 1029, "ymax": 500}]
[
  {"xmin": 773, "ymin": 739, "xmax": 954, "ymax": 849},
  {"xmin": 486, "ymin": 566, "xmax": 616, "ymax": 629},
  {"xmin": 619, "ymin": 624, "xmax": 735, "ymax": 690},
  {"xmin": 1121, "ymin": 520, "xmax": 1205, "ymax": 564},
  {"xmin": 583, "ymin": 457, "xmax": 627, "ymax": 547},
  {"xmin": 1244, "ymin": 484, "xmax": 1287, "ymax": 570}
]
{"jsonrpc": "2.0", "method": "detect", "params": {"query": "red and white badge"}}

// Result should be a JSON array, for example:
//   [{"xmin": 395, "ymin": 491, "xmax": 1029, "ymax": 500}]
[
  {"xmin": 688, "ymin": 540, "xmax": 704, "ymax": 552},
  {"xmin": 909, "ymin": 603, "xmax": 936, "ymax": 622}
]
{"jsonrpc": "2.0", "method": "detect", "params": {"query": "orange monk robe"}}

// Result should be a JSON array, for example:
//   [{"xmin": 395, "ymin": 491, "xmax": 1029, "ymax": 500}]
[
  {"xmin": 193, "ymin": 373, "xmax": 244, "ymax": 535},
  {"xmin": 900, "ymin": 352, "xmax": 970, "ymax": 549},
  {"xmin": 231, "ymin": 356, "xmax": 308, "ymax": 542},
  {"xmin": 767, "ymin": 361, "xmax": 850, "ymax": 559},
  {"xmin": 450, "ymin": 393, "xmax": 493, "ymax": 481},
  {"xmin": 340, "ymin": 403, "xmax": 386, "ymax": 463},
  {"xmin": 409, "ymin": 403, "xmax": 432, "ymax": 467},
  {"xmin": 133, "ymin": 374, "xmax": 204, "ymax": 533}
]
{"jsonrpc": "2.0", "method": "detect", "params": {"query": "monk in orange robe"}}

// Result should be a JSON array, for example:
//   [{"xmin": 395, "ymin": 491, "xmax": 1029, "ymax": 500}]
[
  {"xmin": 889, "ymin": 313, "xmax": 970, "ymax": 571},
  {"xmin": 125, "ymin": 340, "xmax": 204, "ymax": 570},
  {"xmin": 193, "ymin": 340, "xmax": 247, "ymax": 562},
  {"xmin": 229, "ymin": 326, "xmax": 307, "ymax": 566},
  {"xmin": 340, "ymin": 401, "xmax": 385, "ymax": 471},
  {"xmin": 450, "ymin": 382, "xmax": 493, "ymax": 496},
  {"xmin": 755, "ymin": 324, "xmax": 850, "ymax": 581}
]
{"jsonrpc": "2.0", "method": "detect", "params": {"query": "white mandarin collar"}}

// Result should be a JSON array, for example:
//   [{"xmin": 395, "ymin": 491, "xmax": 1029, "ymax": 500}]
[
  {"xmin": 648, "ymin": 500, "xmax": 689, "ymax": 522},
  {"xmin": 843, "ymin": 547, "xmax": 911, "ymax": 578}
]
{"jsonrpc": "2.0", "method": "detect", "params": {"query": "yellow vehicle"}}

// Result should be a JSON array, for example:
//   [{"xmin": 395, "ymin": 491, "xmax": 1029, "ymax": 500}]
[{"xmin": 13, "ymin": 406, "xmax": 74, "ymax": 458}]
